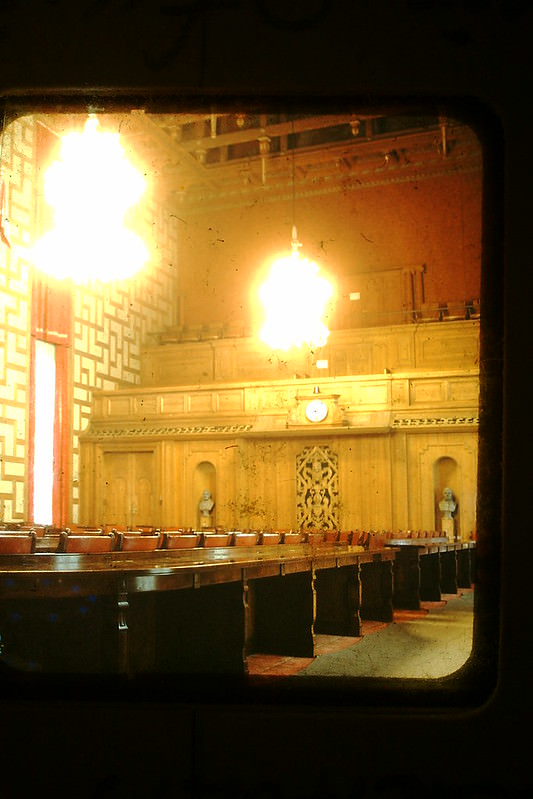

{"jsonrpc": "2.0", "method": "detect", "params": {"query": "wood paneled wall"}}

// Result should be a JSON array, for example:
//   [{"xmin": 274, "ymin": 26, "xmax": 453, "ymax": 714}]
[
  {"xmin": 80, "ymin": 325, "xmax": 479, "ymax": 538},
  {"xmin": 141, "ymin": 319, "xmax": 480, "ymax": 386}
]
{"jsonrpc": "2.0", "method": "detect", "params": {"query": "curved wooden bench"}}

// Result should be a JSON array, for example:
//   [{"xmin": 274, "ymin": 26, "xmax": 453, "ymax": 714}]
[{"xmin": 0, "ymin": 531, "xmax": 37, "ymax": 554}]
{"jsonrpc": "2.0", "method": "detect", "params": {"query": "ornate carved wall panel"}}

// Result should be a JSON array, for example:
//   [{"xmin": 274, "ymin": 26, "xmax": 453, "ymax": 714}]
[
  {"xmin": 80, "ymin": 424, "xmax": 478, "ymax": 535},
  {"xmin": 296, "ymin": 445, "xmax": 339, "ymax": 530}
]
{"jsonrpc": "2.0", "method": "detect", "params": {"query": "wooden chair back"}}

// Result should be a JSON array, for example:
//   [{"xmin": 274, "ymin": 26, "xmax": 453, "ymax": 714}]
[
  {"xmin": 281, "ymin": 532, "xmax": 303, "ymax": 545},
  {"xmin": 115, "ymin": 532, "xmax": 162, "ymax": 551},
  {"xmin": 258, "ymin": 532, "xmax": 282, "ymax": 545},
  {"xmin": 351, "ymin": 530, "xmax": 367, "ymax": 547},
  {"xmin": 58, "ymin": 531, "xmax": 115, "ymax": 553},
  {"xmin": 231, "ymin": 531, "xmax": 258, "ymax": 546},
  {"xmin": 367, "ymin": 531, "xmax": 387, "ymax": 549},
  {"xmin": 0, "ymin": 531, "xmax": 37, "ymax": 554},
  {"xmin": 11, "ymin": 523, "xmax": 47, "ymax": 537},
  {"xmin": 161, "ymin": 532, "xmax": 201, "ymax": 549},
  {"xmin": 160, "ymin": 527, "xmax": 188, "ymax": 534},
  {"xmin": 65, "ymin": 525, "xmax": 105, "ymax": 535},
  {"xmin": 201, "ymin": 532, "xmax": 231, "ymax": 547},
  {"xmin": 305, "ymin": 531, "xmax": 326, "ymax": 546}
]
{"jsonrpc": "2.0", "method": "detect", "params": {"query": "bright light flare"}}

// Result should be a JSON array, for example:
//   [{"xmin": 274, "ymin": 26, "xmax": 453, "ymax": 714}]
[
  {"xmin": 31, "ymin": 116, "xmax": 149, "ymax": 283},
  {"xmin": 258, "ymin": 249, "xmax": 334, "ymax": 351}
]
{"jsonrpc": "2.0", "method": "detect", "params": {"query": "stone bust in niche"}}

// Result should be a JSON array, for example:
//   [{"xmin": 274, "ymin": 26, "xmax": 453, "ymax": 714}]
[
  {"xmin": 439, "ymin": 487, "xmax": 456, "ymax": 517},
  {"xmin": 199, "ymin": 489, "xmax": 215, "ymax": 527},
  {"xmin": 439, "ymin": 487, "xmax": 457, "ymax": 538}
]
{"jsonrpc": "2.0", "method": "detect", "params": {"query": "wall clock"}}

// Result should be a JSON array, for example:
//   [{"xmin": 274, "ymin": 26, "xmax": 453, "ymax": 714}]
[{"xmin": 305, "ymin": 399, "xmax": 329, "ymax": 423}]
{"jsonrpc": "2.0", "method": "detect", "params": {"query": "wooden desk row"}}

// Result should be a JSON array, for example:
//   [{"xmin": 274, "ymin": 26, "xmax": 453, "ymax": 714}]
[
  {"xmin": 386, "ymin": 539, "xmax": 477, "ymax": 609},
  {"xmin": 0, "ymin": 541, "xmax": 475, "ymax": 676}
]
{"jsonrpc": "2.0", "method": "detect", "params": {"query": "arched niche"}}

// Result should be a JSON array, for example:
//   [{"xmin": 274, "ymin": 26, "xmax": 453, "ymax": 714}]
[
  {"xmin": 194, "ymin": 460, "xmax": 216, "ymax": 528},
  {"xmin": 433, "ymin": 456, "xmax": 459, "ymax": 537}
]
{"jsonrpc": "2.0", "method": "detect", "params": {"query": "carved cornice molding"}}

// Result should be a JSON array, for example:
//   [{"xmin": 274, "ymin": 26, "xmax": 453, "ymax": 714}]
[
  {"xmin": 392, "ymin": 416, "xmax": 479, "ymax": 428},
  {"xmin": 84, "ymin": 423, "xmax": 254, "ymax": 439},
  {"xmin": 83, "ymin": 414, "xmax": 478, "ymax": 441}
]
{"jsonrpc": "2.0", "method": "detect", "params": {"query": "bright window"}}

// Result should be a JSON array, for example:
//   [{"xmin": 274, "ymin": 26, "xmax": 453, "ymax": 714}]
[{"xmin": 32, "ymin": 339, "xmax": 56, "ymax": 525}]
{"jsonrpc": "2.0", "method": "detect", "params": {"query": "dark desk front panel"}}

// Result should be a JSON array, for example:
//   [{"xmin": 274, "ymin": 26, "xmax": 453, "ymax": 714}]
[{"xmin": 247, "ymin": 570, "xmax": 315, "ymax": 658}]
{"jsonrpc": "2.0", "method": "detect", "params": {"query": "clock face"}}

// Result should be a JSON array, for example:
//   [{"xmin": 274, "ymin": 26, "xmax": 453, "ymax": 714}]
[{"xmin": 305, "ymin": 399, "xmax": 328, "ymax": 423}]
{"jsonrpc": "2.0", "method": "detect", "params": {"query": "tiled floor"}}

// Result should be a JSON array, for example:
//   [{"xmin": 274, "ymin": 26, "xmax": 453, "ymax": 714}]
[{"xmin": 247, "ymin": 593, "xmax": 463, "ymax": 678}]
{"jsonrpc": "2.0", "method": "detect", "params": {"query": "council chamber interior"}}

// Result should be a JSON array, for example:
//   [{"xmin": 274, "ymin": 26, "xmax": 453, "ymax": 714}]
[{"xmin": 0, "ymin": 103, "xmax": 486, "ymax": 683}]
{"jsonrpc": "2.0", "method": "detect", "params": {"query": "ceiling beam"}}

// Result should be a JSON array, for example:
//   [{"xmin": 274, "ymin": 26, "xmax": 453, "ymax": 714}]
[
  {"xmin": 167, "ymin": 114, "xmax": 374, "ymax": 152},
  {"xmin": 120, "ymin": 110, "xmax": 220, "ymax": 190}
]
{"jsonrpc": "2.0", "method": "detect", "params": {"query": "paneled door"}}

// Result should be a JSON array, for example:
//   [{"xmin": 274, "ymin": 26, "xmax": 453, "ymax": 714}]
[{"xmin": 103, "ymin": 450, "xmax": 157, "ymax": 529}]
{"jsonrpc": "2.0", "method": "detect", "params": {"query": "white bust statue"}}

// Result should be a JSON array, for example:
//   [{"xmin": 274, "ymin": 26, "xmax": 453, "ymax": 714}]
[
  {"xmin": 199, "ymin": 489, "xmax": 214, "ymax": 517},
  {"xmin": 438, "ymin": 487, "xmax": 457, "ymax": 539},
  {"xmin": 439, "ymin": 486, "xmax": 456, "ymax": 518}
]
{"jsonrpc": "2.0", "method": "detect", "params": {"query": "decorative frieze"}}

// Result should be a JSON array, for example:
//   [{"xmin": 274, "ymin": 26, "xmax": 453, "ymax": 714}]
[
  {"xmin": 84, "ymin": 423, "xmax": 254, "ymax": 439},
  {"xmin": 392, "ymin": 416, "xmax": 479, "ymax": 427},
  {"xmin": 83, "ymin": 414, "xmax": 478, "ymax": 440}
]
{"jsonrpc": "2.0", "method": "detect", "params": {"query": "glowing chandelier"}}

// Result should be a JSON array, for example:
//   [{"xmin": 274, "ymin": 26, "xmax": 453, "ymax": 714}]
[
  {"xmin": 31, "ymin": 115, "xmax": 149, "ymax": 284},
  {"xmin": 258, "ymin": 122, "xmax": 334, "ymax": 351},
  {"xmin": 258, "ymin": 225, "xmax": 333, "ymax": 351}
]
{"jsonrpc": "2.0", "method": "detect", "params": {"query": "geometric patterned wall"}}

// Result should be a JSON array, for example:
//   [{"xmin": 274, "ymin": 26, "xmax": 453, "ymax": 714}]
[
  {"xmin": 1, "ymin": 115, "xmax": 180, "ymax": 523},
  {"xmin": 0, "ymin": 117, "xmax": 33, "ymax": 523},
  {"xmin": 70, "ymin": 199, "xmax": 179, "ymax": 520}
]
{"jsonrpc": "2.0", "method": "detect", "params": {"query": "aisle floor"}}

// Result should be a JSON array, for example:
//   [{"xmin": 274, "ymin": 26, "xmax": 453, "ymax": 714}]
[{"xmin": 247, "ymin": 588, "xmax": 474, "ymax": 680}]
